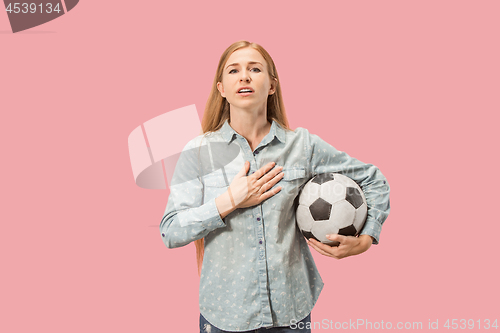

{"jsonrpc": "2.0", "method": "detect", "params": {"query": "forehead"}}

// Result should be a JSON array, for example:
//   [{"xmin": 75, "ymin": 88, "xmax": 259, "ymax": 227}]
[{"xmin": 224, "ymin": 47, "xmax": 267, "ymax": 69}]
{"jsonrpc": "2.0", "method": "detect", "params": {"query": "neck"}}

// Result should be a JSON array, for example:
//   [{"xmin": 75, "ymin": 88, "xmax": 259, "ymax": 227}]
[{"xmin": 229, "ymin": 106, "xmax": 271, "ymax": 151}]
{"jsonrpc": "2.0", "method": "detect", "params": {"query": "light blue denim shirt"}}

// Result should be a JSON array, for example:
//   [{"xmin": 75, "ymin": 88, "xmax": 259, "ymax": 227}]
[{"xmin": 160, "ymin": 119, "xmax": 390, "ymax": 331}]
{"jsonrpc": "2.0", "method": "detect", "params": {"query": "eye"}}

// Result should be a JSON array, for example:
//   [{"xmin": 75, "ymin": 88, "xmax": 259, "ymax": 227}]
[{"xmin": 228, "ymin": 67, "xmax": 260, "ymax": 74}]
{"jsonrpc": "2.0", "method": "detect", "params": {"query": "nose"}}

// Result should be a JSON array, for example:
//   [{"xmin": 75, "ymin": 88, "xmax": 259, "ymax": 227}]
[{"xmin": 239, "ymin": 71, "xmax": 250, "ymax": 82}]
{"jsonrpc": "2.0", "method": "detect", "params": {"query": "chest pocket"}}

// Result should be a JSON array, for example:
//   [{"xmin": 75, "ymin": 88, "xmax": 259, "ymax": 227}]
[{"xmin": 270, "ymin": 167, "xmax": 307, "ymax": 211}]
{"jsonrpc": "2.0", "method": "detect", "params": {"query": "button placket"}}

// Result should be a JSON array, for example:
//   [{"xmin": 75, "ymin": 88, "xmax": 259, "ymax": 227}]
[
  {"xmin": 256, "ymin": 215, "xmax": 264, "ymax": 246},
  {"xmin": 254, "ymin": 206, "xmax": 271, "ymax": 324},
  {"xmin": 237, "ymin": 133, "xmax": 273, "ymax": 327}
]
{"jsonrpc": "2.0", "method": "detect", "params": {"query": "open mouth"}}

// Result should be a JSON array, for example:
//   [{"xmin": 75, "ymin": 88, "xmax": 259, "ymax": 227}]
[{"xmin": 237, "ymin": 88, "xmax": 254, "ymax": 96}]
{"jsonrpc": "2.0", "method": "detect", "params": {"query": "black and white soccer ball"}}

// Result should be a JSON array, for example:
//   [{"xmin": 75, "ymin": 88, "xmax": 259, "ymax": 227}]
[{"xmin": 295, "ymin": 173, "xmax": 367, "ymax": 246}]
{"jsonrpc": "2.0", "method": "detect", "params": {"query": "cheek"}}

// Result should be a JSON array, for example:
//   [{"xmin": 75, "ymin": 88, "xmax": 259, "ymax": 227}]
[
  {"xmin": 258, "ymin": 77, "xmax": 271, "ymax": 91},
  {"xmin": 221, "ymin": 78, "xmax": 233, "ymax": 92}
]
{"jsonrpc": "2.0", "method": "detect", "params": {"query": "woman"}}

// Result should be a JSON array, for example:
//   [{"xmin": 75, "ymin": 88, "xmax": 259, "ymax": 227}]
[{"xmin": 160, "ymin": 41, "xmax": 390, "ymax": 333}]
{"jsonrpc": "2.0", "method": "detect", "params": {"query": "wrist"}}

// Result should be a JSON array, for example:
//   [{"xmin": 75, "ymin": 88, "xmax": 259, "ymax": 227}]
[
  {"xmin": 358, "ymin": 234, "xmax": 373, "ymax": 251},
  {"xmin": 215, "ymin": 190, "xmax": 236, "ymax": 219}
]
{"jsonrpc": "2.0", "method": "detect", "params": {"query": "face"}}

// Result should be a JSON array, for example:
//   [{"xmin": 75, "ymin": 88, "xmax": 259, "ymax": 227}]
[{"xmin": 217, "ymin": 47, "xmax": 277, "ymax": 112}]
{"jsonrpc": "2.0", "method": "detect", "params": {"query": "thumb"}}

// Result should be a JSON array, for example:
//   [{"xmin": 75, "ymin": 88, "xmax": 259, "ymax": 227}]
[
  {"xmin": 237, "ymin": 161, "xmax": 250, "ymax": 177},
  {"xmin": 326, "ymin": 234, "xmax": 345, "ymax": 242}
]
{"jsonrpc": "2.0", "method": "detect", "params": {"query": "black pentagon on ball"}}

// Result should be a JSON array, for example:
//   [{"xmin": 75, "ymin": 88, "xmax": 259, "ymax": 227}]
[
  {"xmin": 301, "ymin": 230, "xmax": 320, "ymax": 242},
  {"xmin": 338, "ymin": 224, "xmax": 357, "ymax": 236},
  {"xmin": 309, "ymin": 197, "xmax": 332, "ymax": 221},
  {"xmin": 311, "ymin": 173, "xmax": 336, "ymax": 185},
  {"xmin": 345, "ymin": 187, "xmax": 363, "ymax": 208}
]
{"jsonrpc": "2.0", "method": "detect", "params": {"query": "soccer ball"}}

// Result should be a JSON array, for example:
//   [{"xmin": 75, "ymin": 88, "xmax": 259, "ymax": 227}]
[{"xmin": 295, "ymin": 173, "xmax": 367, "ymax": 246}]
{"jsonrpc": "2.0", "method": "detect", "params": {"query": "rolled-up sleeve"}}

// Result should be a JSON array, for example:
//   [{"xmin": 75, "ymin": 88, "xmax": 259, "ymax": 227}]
[
  {"xmin": 159, "ymin": 140, "xmax": 226, "ymax": 249},
  {"xmin": 304, "ymin": 128, "xmax": 391, "ymax": 244}
]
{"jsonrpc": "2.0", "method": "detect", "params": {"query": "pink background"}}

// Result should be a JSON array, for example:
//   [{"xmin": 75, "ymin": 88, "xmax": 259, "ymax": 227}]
[{"xmin": 1, "ymin": 1, "xmax": 499, "ymax": 332}]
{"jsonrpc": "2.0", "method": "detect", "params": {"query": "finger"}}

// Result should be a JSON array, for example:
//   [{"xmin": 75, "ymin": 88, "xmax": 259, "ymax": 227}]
[
  {"xmin": 269, "ymin": 169, "xmax": 285, "ymax": 185},
  {"xmin": 257, "ymin": 171, "xmax": 284, "ymax": 194},
  {"xmin": 256, "ymin": 166, "xmax": 283, "ymax": 188},
  {"xmin": 252, "ymin": 162, "xmax": 276, "ymax": 181},
  {"xmin": 309, "ymin": 237, "xmax": 337, "ymax": 252},
  {"xmin": 326, "ymin": 234, "xmax": 347, "ymax": 245},
  {"xmin": 259, "ymin": 185, "xmax": 282, "ymax": 199},
  {"xmin": 236, "ymin": 161, "xmax": 250, "ymax": 177},
  {"xmin": 315, "ymin": 237, "xmax": 348, "ymax": 258},
  {"xmin": 257, "ymin": 182, "xmax": 268, "ymax": 195},
  {"xmin": 244, "ymin": 160, "xmax": 250, "ymax": 171},
  {"xmin": 313, "ymin": 240, "xmax": 343, "ymax": 259},
  {"xmin": 307, "ymin": 239, "xmax": 335, "ymax": 258}
]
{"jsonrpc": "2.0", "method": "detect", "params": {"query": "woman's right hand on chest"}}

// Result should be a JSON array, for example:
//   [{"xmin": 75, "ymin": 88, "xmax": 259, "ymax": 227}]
[{"xmin": 229, "ymin": 161, "xmax": 284, "ymax": 209}]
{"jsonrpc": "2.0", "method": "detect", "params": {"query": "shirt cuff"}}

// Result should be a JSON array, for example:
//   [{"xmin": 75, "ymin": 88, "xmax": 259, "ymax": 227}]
[
  {"xmin": 201, "ymin": 197, "xmax": 227, "ymax": 231},
  {"xmin": 359, "ymin": 218, "xmax": 382, "ymax": 245}
]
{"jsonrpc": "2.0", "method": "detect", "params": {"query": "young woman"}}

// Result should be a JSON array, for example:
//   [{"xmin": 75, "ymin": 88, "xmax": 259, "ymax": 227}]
[{"xmin": 160, "ymin": 41, "xmax": 391, "ymax": 333}]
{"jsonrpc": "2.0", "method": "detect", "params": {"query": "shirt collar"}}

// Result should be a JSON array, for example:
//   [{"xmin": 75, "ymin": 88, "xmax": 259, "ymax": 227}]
[{"xmin": 220, "ymin": 118, "xmax": 286, "ymax": 144}]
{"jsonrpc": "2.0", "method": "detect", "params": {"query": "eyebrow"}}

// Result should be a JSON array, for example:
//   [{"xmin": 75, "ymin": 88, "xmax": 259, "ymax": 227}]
[{"xmin": 225, "ymin": 61, "xmax": 263, "ymax": 70}]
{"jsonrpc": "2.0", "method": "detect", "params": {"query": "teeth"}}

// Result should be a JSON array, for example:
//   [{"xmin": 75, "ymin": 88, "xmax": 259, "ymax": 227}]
[{"xmin": 239, "ymin": 89, "xmax": 252, "ymax": 93}]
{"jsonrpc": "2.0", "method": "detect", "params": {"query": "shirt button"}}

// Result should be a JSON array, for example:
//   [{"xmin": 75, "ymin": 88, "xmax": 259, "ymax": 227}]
[
  {"xmin": 254, "ymin": 150, "xmax": 259, "ymax": 155},
  {"xmin": 161, "ymin": 233, "xmax": 165, "ymax": 237},
  {"xmin": 259, "ymin": 240, "xmax": 263, "ymax": 244},
  {"xmin": 257, "ymin": 217, "xmax": 261, "ymax": 221}
]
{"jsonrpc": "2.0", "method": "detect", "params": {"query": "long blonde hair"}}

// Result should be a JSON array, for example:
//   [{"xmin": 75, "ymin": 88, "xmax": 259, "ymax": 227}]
[{"xmin": 195, "ymin": 40, "xmax": 292, "ymax": 276}]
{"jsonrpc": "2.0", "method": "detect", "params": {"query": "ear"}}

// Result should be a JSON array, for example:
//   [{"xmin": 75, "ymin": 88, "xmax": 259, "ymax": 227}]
[
  {"xmin": 269, "ymin": 77, "xmax": 277, "ymax": 95},
  {"xmin": 217, "ymin": 82, "xmax": 226, "ymax": 98}
]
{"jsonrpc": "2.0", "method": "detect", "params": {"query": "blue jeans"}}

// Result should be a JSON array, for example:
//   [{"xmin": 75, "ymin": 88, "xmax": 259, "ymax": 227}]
[{"xmin": 200, "ymin": 313, "xmax": 312, "ymax": 333}]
